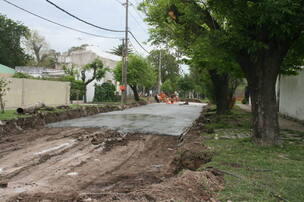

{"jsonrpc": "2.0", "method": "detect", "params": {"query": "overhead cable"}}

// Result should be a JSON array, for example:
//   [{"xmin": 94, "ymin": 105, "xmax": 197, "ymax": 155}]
[
  {"xmin": 129, "ymin": 41, "xmax": 140, "ymax": 55},
  {"xmin": 129, "ymin": 10, "xmax": 147, "ymax": 33},
  {"xmin": 46, "ymin": 0, "xmax": 150, "ymax": 53},
  {"xmin": 129, "ymin": 31, "xmax": 149, "ymax": 54},
  {"xmin": 46, "ymin": 0, "xmax": 125, "ymax": 33},
  {"xmin": 1, "ymin": 0, "xmax": 122, "ymax": 39}
]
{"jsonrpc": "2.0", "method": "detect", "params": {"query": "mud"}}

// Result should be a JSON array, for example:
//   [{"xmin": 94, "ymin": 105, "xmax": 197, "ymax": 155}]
[
  {"xmin": 0, "ymin": 127, "xmax": 179, "ymax": 201},
  {"xmin": 0, "ymin": 104, "xmax": 223, "ymax": 202}
]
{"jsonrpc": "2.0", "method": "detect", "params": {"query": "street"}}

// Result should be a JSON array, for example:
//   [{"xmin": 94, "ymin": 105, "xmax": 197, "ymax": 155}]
[
  {"xmin": 49, "ymin": 103, "xmax": 205, "ymax": 136},
  {"xmin": 0, "ymin": 103, "xmax": 205, "ymax": 201}
]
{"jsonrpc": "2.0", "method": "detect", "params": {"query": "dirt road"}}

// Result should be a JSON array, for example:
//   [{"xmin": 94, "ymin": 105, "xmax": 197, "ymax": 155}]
[
  {"xmin": 0, "ymin": 103, "xmax": 223, "ymax": 201},
  {"xmin": 0, "ymin": 127, "xmax": 179, "ymax": 201}
]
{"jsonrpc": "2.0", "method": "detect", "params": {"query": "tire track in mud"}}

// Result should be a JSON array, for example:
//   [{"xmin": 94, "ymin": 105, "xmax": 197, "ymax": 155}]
[
  {"xmin": 3, "ymin": 141, "xmax": 79, "ymax": 180},
  {"xmin": 1, "ymin": 107, "xmax": 225, "ymax": 202},
  {"xmin": 0, "ymin": 129, "xmax": 97, "ymax": 200},
  {"xmin": 0, "ymin": 128, "xmax": 179, "ymax": 201}
]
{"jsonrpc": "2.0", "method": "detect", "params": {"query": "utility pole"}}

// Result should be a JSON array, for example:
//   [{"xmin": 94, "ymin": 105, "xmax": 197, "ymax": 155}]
[
  {"xmin": 121, "ymin": 0, "xmax": 129, "ymax": 104},
  {"xmin": 157, "ymin": 49, "xmax": 162, "ymax": 94},
  {"xmin": 120, "ymin": 39, "xmax": 125, "ymax": 105}
]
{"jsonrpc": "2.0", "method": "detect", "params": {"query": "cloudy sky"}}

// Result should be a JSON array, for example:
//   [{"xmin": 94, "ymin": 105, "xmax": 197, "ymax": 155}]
[{"xmin": 0, "ymin": 0, "xmax": 150, "ymax": 60}]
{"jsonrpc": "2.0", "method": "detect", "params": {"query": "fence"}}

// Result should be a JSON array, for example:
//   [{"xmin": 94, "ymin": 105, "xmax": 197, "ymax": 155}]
[
  {"xmin": 279, "ymin": 70, "xmax": 304, "ymax": 121},
  {"xmin": 3, "ymin": 78, "xmax": 70, "ymax": 109}
]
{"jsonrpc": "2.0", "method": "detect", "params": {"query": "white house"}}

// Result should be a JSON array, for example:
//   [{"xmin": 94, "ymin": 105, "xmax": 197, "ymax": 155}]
[{"xmin": 57, "ymin": 49, "xmax": 120, "ymax": 102}]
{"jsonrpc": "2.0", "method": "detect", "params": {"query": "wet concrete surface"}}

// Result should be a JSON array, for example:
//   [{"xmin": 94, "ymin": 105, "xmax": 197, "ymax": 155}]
[{"xmin": 48, "ymin": 103, "xmax": 205, "ymax": 136}]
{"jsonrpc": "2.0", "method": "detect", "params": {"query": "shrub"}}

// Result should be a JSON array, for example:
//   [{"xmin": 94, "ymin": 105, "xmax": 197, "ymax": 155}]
[
  {"xmin": 93, "ymin": 82, "xmax": 118, "ymax": 102},
  {"xmin": 13, "ymin": 72, "xmax": 34, "ymax": 79}
]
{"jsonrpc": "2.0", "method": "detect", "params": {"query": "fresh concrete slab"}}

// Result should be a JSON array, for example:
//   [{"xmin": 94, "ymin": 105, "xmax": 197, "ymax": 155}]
[{"xmin": 48, "ymin": 103, "xmax": 205, "ymax": 136}]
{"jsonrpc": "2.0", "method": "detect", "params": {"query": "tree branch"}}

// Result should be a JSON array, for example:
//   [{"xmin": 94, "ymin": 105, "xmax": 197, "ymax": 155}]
[{"xmin": 85, "ymin": 66, "xmax": 97, "ymax": 85}]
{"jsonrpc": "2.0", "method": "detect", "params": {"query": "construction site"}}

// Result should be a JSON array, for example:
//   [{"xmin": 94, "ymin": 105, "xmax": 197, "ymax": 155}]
[
  {"xmin": 1, "ymin": 0, "xmax": 304, "ymax": 201},
  {"xmin": 0, "ymin": 103, "xmax": 224, "ymax": 202}
]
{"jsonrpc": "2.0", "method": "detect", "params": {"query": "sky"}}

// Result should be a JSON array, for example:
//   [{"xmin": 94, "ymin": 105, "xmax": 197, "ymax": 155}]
[{"xmin": 0, "ymin": 0, "xmax": 150, "ymax": 60}]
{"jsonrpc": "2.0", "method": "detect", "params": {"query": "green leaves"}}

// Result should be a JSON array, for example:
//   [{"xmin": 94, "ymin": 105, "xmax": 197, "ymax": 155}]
[
  {"xmin": 94, "ymin": 82, "xmax": 118, "ymax": 102},
  {"xmin": 114, "ymin": 54, "xmax": 156, "ymax": 88},
  {"xmin": 148, "ymin": 49, "xmax": 180, "ymax": 83},
  {"xmin": 82, "ymin": 58, "xmax": 107, "ymax": 83},
  {"xmin": 0, "ymin": 14, "xmax": 30, "ymax": 67},
  {"xmin": 109, "ymin": 44, "xmax": 133, "ymax": 57}
]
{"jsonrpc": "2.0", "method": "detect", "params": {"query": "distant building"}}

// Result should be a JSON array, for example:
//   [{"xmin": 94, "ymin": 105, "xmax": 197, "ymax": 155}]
[
  {"xmin": 57, "ymin": 49, "xmax": 120, "ymax": 102},
  {"xmin": 0, "ymin": 64, "xmax": 16, "ymax": 78},
  {"xmin": 15, "ymin": 66, "xmax": 65, "ymax": 78}
]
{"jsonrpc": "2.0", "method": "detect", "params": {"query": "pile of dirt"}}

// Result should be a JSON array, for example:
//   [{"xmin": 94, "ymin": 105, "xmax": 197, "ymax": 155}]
[
  {"xmin": 172, "ymin": 107, "xmax": 214, "ymax": 172},
  {"xmin": 78, "ymin": 170, "xmax": 223, "ymax": 202},
  {"xmin": 78, "ymin": 130, "xmax": 144, "ymax": 152}
]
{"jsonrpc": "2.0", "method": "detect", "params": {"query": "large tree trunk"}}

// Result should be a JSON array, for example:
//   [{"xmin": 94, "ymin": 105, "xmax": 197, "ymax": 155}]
[
  {"xmin": 130, "ymin": 85, "xmax": 140, "ymax": 101},
  {"xmin": 209, "ymin": 70, "xmax": 231, "ymax": 114},
  {"xmin": 238, "ymin": 44, "xmax": 288, "ymax": 146},
  {"xmin": 248, "ymin": 69, "xmax": 279, "ymax": 145}
]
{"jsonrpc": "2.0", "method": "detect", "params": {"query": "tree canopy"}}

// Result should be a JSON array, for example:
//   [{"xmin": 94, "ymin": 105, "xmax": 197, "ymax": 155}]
[
  {"xmin": 109, "ymin": 44, "xmax": 133, "ymax": 57},
  {"xmin": 140, "ymin": 0, "xmax": 304, "ymax": 145},
  {"xmin": 81, "ymin": 58, "xmax": 107, "ymax": 102},
  {"xmin": 148, "ymin": 49, "xmax": 180, "ymax": 83},
  {"xmin": 25, "ymin": 30, "xmax": 60, "ymax": 68},
  {"xmin": 114, "ymin": 54, "xmax": 156, "ymax": 101},
  {"xmin": 0, "ymin": 14, "xmax": 30, "ymax": 67}
]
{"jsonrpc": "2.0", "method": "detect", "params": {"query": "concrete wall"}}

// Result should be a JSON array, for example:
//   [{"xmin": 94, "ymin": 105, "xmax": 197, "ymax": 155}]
[
  {"xmin": 279, "ymin": 70, "xmax": 304, "ymax": 121},
  {"xmin": 3, "ymin": 78, "xmax": 70, "ymax": 109}
]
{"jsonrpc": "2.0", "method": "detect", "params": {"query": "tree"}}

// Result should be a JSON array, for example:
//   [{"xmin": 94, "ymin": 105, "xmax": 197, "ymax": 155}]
[
  {"xmin": 161, "ymin": 79, "xmax": 175, "ymax": 95},
  {"xmin": 109, "ymin": 44, "xmax": 133, "ymax": 57},
  {"xmin": 148, "ymin": 49, "xmax": 180, "ymax": 83},
  {"xmin": 0, "ymin": 78, "xmax": 10, "ymax": 113},
  {"xmin": 177, "ymin": 74, "xmax": 195, "ymax": 98},
  {"xmin": 81, "ymin": 59, "xmax": 107, "ymax": 103},
  {"xmin": 0, "ymin": 14, "xmax": 30, "ymax": 67},
  {"xmin": 25, "ymin": 30, "xmax": 56, "ymax": 67},
  {"xmin": 141, "ymin": 0, "xmax": 304, "ymax": 145},
  {"xmin": 114, "ymin": 54, "xmax": 156, "ymax": 101},
  {"xmin": 141, "ymin": 2, "xmax": 242, "ymax": 115},
  {"xmin": 63, "ymin": 64, "xmax": 79, "ymax": 77}
]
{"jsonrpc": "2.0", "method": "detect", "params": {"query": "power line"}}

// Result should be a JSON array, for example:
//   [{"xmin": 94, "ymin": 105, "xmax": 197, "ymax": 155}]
[
  {"xmin": 114, "ymin": 0, "xmax": 123, "ymax": 5},
  {"xmin": 129, "ymin": 11, "xmax": 147, "ymax": 33},
  {"xmin": 45, "ymin": 0, "xmax": 149, "ymax": 53},
  {"xmin": 130, "ymin": 2, "xmax": 145, "ymax": 21},
  {"xmin": 129, "ymin": 41, "xmax": 140, "ymax": 55},
  {"xmin": 46, "ymin": 0, "xmax": 125, "ymax": 33},
  {"xmin": 129, "ymin": 31, "xmax": 149, "ymax": 54},
  {"xmin": 116, "ymin": 0, "xmax": 146, "ymax": 31},
  {"xmin": 1, "ymin": 0, "xmax": 122, "ymax": 39}
]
